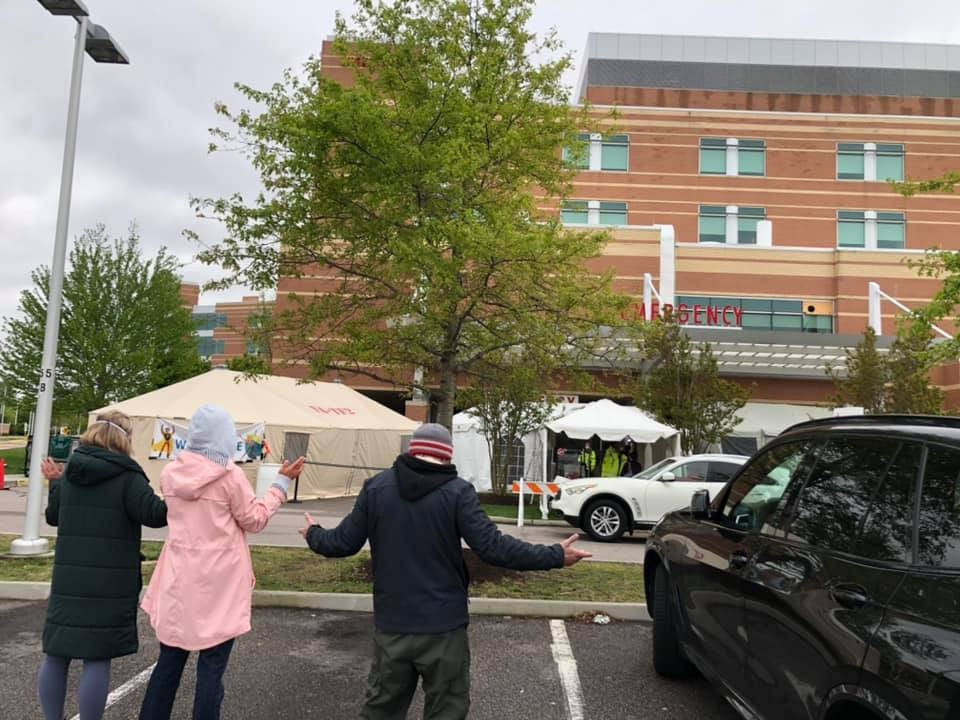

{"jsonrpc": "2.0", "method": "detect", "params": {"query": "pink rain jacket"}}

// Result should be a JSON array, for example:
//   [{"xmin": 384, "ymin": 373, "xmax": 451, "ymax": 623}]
[{"xmin": 141, "ymin": 451, "xmax": 285, "ymax": 650}]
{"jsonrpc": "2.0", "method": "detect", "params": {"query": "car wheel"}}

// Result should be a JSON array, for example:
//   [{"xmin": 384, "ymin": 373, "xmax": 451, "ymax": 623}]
[
  {"xmin": 583, "ymin": 499, "xmax": 627, "ymax": 542},
  {"xmin": 652, "ymin": 563, "xmax": 693, "ymax": 678}
]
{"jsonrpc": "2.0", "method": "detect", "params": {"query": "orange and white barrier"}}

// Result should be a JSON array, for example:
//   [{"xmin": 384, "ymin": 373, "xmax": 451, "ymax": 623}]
[{"xmin": 510, "ymin": 481, "xmax": 561, "ymax": 496}]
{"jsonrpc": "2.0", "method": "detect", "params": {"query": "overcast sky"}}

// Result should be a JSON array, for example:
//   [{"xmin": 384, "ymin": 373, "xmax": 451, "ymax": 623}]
[{"xmin": 2, "ymin": 0, "xmax": 960, "ymax": 322}]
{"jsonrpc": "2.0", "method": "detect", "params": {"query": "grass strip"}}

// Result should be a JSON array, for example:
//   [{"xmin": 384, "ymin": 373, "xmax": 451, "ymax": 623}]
[{"xmin": 1, "ymin": 534, "xmax": 644, "ymax": 603}]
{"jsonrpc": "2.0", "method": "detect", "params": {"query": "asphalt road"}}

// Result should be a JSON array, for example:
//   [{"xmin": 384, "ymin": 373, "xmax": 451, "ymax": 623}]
[
  {"xmin": 0, "ymin": 487, "xmax": 649, "ymax": 564},
  {"xmin": 1, "ymin": 601, "xmax": 738, "ymax": 719}
]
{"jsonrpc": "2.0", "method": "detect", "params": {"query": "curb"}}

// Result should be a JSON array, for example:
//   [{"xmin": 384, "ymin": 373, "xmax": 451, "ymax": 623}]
[
  {"xmin": 0, "ymin": 582, "xmax": 650, "ymax": 622},
  {"xmin": 489, "ymin": 515, "xmax": 569, "ymax": 527}
]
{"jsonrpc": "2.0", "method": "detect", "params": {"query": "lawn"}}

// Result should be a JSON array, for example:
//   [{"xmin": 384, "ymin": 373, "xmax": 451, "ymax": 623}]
[
  {"xmin": 480, "ymin": 502, "xmax": 564, "ymax": 522},
  {"xmin": 0, "ymin": 446, "xmax": 26, "ymax": 474},
  {"xmin": 0, "ymin": 534, "xmax": 645, "ymax": 603}
]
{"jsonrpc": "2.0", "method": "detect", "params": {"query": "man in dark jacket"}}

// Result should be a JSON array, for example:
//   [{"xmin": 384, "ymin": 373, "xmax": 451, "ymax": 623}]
[{"xmin": 300, "ymin": 422, "xmax": 591, "ymax": 719}]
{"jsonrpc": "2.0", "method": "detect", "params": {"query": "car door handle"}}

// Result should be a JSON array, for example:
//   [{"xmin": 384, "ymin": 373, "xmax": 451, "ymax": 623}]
[
  {"xmin": 831, "ymin": 584, "xmax": 872, "ymax": 609},
  {"xmin": 729, "ymin": 551, "xmax": 751, "ymax": 570}
]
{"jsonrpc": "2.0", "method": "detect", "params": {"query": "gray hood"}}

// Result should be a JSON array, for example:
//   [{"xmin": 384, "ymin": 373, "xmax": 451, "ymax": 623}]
[{"xmin": 184, "ymin": 404, "xmax": 237, "ymax": 467}]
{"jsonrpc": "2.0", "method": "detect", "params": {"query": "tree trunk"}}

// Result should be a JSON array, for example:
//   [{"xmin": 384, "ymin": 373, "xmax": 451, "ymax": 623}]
[{"xmin": 436, "ymin": 353, "xmax": 457, "ymax": 430}]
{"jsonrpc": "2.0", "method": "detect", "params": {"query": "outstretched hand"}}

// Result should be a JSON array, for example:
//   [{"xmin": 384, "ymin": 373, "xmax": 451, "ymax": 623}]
[
  {"xmin": 298, "ymin": 511, "xmax": 318, "ymax": 539},
  {"xmin": 41, "ymin": 457, "xmax": 63, "ymax": 481},
  {"xmin": 561, "ymin": 533, "xmax": 592, "ymax": 567},
  {"xmin": 280, "ymin": 456, "xmax": 307, "ymax": 480}
]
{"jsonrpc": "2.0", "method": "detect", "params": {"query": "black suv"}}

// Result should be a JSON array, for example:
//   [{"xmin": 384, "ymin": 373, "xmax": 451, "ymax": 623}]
[{"xmin": 645, "ymin": 415, "xmax": 960, "ymax": 720}]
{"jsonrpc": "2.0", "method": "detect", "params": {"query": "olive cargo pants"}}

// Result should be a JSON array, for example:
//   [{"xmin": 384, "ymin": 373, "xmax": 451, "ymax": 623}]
[{"xmin": 361, "ymin": 626, "xmax": 470, "ymax": 720}]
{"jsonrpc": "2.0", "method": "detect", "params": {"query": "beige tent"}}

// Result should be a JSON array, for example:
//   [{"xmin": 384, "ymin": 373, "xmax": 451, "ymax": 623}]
[{"xmin": 89, "ymin": 370, "xmax": 418, "ymax": 498}]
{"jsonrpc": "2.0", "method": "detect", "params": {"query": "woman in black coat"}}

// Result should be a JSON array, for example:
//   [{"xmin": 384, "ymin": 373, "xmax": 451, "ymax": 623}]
[{"xmin": 38, "ymin": 410, "xmax": 167, "ymax": 720}]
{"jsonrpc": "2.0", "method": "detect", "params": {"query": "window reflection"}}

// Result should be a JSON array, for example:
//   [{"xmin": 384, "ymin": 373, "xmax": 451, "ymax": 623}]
[
  {"xmin": 723, "ymin": 441, "xmax": 814, "ymax": 533},
  {"xmin": 918, "ymin": 444, "xmax": 960, "ymax": 568},
  {"xmin": 787, "ymin": 438, "xmax": 916, "ymax": 563}
]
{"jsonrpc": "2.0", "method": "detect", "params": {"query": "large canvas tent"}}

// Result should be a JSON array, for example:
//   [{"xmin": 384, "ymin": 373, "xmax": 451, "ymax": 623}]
[{"xmin": 89, "ymin": 370, "xmax": 418, "ymax": 498}]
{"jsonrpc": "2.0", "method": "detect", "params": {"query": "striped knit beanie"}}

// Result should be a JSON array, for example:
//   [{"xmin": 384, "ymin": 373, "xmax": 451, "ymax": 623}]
[{"xmin": 408, "ymin": 423, "xmax": 454, "ymax": 463}]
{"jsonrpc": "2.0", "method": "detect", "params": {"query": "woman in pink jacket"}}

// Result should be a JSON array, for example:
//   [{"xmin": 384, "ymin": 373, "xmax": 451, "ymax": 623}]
[{"xmin": 138, "ymin": 404, "xmax": 305, "ymax": 720}]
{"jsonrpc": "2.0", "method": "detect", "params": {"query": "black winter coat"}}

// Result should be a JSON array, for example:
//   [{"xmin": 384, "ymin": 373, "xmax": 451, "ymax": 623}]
[
  {"xmin": 306, "ymin": 454, "xmax": 564, "ymax": 634},
  {"xmin": 43, "ymin": 445, "xmax": 167, "ymax": 659}
]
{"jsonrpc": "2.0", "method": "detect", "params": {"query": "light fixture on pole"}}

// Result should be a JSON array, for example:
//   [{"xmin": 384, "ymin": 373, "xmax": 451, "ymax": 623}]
[{"xmin": 10, "ymin": 2, "xmax": 129, "ymax": 556}]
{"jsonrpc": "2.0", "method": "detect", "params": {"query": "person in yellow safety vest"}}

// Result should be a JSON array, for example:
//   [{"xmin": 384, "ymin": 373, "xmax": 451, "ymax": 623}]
[
  {"xmin": 580, "ymin": 445, "xmax": 598, "ymax": 477},
  {"xmin": 600, "ymin": 444, "xmax": 629, "ymax": 477}
]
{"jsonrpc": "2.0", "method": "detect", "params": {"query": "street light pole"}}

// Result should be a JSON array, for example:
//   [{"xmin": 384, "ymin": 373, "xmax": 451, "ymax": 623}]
[{"xmin": 10, "ymin": 15, "xmax": 89, "ymax": 556}]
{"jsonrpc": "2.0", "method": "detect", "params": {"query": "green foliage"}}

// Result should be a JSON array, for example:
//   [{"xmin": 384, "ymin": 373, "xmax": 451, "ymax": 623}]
[
  {"xmin": 628, "ymin": 319, "xmax": 749, "ymax": 454},
  {"xmin": 191, "ymin": 0, "xmax": 625, "ymax": 428},
  {"xmin": 827, "ymin": 323, "xmax": 943, "ymax": 414},
  {"xmin": 227, "ymin": 353, "xmax": 271, "ymax": 374},
  {"xmin": 458, "ymin": 354, "xmax": 557, "ymax": 494},
  {"xmin": 0, "ymin": 224, "xmax": 204, "ymax": 416},
  {"xmin": 827, "ymin": 326, "xmax": 886, "ymax": 413},
  {"xmin": 893, "ymin": 172, "xmax": 960, "ymax": 197}
]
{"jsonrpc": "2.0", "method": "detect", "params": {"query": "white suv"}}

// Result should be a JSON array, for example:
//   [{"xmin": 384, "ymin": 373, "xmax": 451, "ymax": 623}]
[{"xmin": 550, "ymin": 454, "xmax": 748, "ymax": 542}]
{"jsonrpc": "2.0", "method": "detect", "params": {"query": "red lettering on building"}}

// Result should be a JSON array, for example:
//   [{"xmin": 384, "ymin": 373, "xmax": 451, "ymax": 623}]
[
  {"xmin": 693, "ymin": 304, "xmax": 704, "ymax": 325},
  {"xmin": 636, "ymin": 302, "xmax": 742, "ymax": 328}
]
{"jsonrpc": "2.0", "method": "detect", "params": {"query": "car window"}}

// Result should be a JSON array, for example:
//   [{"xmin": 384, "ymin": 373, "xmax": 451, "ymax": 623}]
[
  {"xmin": 786, "ymin": 437, "xmax": 917, "ymax": 562},
  {"xmin": 634, "ymin": 457, "xmax": 675, "ymax": 479},
  {"xmin": 707, "ymin": 462, "xmax": 741, "ymax": 484},
  {"xmin": 917, "ymin": 443, "xmax": 960, "ymax": 568},
  {"xmin": 671, "ymin": 461, "xmax": 709, "ymax": 482},
  {"xmin": 722, "ymin": 440, "xmax": 817, "ymax": 533}
]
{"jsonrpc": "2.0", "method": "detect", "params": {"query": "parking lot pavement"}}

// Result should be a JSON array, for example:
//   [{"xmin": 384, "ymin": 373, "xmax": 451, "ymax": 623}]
[{"xmin": 1, "ymin": 600, "xmax": 737, "ymax": 719}]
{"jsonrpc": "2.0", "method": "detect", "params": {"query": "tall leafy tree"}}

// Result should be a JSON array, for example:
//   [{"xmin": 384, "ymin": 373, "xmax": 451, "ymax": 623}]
[
  {"xmin": 0, "ymin": 224, "xmax": 206, "ymax": 417},
  {"xmin": 458, "ymin": 352, "xmax": 558, "ymax": 494},
  {"xmin": 628, "ymin": 319, "xmax": 748, "ymax": 454},
  {"xmin": 192, "ymin": 0, "xmax": 625, "ymax": 428},
  {"xmin": 827, "ymin": 323, "xmax": 943, "ymax": 414},
  {"xmin": 827, "ymin": 326, "xmax": 886, "ymax": 413}
]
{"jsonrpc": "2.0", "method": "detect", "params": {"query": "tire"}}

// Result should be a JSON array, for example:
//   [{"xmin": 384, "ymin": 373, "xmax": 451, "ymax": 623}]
[
  {"xmin": 652, "ymin": 563, "xmax": 693, "ymax": 678},
  {"xmin": 582, "ymin": 499, "xmax": 628, "ymax": 542}
]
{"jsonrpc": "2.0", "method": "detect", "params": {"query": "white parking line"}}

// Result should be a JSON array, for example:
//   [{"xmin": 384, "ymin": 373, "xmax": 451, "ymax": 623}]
[
  {"xmin": 549, "ymin": 619, "xmax": 585, "ymax": 720},
  {"xmin": 68, "ymin": 663, "xmax": 156, "ymax": 720}
]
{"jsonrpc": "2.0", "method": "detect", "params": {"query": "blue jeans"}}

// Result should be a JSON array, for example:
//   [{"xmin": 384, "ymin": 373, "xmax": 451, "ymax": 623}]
[{"xmin": 138, "ymin": 639, "xmax": 235, "ymax": 720}]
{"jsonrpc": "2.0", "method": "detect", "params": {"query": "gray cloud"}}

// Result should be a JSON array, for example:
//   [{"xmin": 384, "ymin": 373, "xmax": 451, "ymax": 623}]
[{"xmin": 2, "ymin": 0, "xmax": 959, "ymax": 322}]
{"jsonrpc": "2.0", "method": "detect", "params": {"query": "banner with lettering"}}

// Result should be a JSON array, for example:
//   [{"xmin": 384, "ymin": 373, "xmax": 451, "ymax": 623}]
[{"xmin": 149, "ymin": 418, "xmax": 268, "ymax": 462}]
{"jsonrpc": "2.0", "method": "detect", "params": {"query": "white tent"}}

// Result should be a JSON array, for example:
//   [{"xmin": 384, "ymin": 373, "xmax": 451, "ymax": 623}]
[
  {"xmin": 452, "ymin": 404, "xmax": 584, "ymax": 490},
  {"xmin": 717, "ymin": 402, "xmax": 832, "ymax": 454},
  {"xmin": 89, "ymin": 370, "xmax": 418, "ymax": 498},
  {"xmin": 538, "ymin": 399, "xmax": 681, "ymax": 481}
]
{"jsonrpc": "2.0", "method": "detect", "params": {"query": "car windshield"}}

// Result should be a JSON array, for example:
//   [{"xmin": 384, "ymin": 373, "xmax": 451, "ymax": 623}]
[{"xmin": 634, "ymin": 457, "xmax": 676, "ymax": 479}]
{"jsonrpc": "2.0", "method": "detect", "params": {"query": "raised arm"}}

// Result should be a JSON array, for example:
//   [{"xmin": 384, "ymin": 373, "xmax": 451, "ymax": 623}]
[
  {"xmin": 301, "ymin": 486, "xmax": 369, "ymax": 558},
  {"xmin": 123, "ymin": 472, "xmax": 168, "ymax": 529},
  {"xmin": 228, "ymin": 457, "xmax": 305, "ymax": 533},
  {"xmin": 456, "ymin": 485, "xmax": 564, "ymax": 570}
]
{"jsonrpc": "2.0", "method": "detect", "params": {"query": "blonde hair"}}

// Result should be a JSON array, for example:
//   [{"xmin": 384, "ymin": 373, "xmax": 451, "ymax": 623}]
[{"xmin": 80, "ymin": 410, "xmax": 134, "ymax": 456}]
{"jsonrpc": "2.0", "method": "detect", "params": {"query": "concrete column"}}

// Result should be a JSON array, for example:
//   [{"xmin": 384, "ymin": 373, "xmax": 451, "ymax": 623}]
[
  {"xmin": 725, "ymin": 138, "xmax": 739, "ymax": 176},
  {"xmin": 868, "ymin": 281, "xmax": 883, "ymax": 335},
  {"xmin": 587, "ymin": 200, "xmax": 600, "ymax": 226},
  {"xmin": 589, "ymin": 133, "xmax": 602, "ymax": 171},
  {"xmin": 864, "ymin": 142, "xmax": 877, "ymax": 181},
  {"xmin": 864, "ymin": 210, "xmax": 878, "ymax": 250},
  {"xmin": 725, "ymin": 205, "xmax": 739, "ymax": 244},
  {"xmin": 756, "ymin": 219, "xmax": 773, "ymax": 247},
  {"xmin": 656, "ymin": 225, "xmax": 676, "ymax": 307}
]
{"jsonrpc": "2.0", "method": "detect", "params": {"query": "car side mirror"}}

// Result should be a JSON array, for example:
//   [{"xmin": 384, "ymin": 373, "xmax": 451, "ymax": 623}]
[
  {"xmin": 661, "ymin": 471, "xmax": 676, "ymax": 482},
  {"xmin": 691, "ymin": 489, "xmax": 710, "ymax": 518}
]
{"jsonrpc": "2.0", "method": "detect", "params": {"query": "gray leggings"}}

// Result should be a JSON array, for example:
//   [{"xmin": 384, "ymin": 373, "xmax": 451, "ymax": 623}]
[{"xmin": 38, "ymin": 654, "xmax": 111, "ymax": 720}]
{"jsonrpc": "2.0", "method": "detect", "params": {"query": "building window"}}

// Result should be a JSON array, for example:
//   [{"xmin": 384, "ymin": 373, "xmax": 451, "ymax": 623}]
[
  {"xmin": 193, "ymin": 312, "xmax": 228, "ymax": 332},
  {"xmin": 561, "ymin": 200, "xmax": 588, "ymax": 224},
  {"xmin": 699, "ymin": 205, "xmax": 766, "ymax": 244},
  {"xmin": 700, "ymin": 138, "xmax": 765, "ymax": 176},
  {"xmin": 561, "ymin": 200, "xmax": 627, "ymax": 226},
  {"xmin": 837, "ymin": 143, "xmax": 904, "ymax": 182},
  {"xmin": 837, "ymin": 211, "xmax": 905, "ymax": 250},
  {"xmin": 677, "ymin": 295, "xmax": 834, "ymax": 333},
  {"xmin": 699, "ymin": 205, "xmax": 727, "ymax": 243},
  {"xmin": 563, "ymin": 133, "xmax": 629, "ymax": 172},
  {"xmin": 198, "ymin": 337, "xmax": 226, "ymax": 358},
  {"xmin": 598, "ymin": 201, "xmax": 627, "ymax": 225},
  {"xmin": 600, "ymin": 135, "xmax": 629, "ymax": 171},
  {"xmin": 562, "ymin": 133, "xmax": 590, "ymax": 170},
  {"xmin": 738, "ymin": 207, "xmax": 766, "ymax": 244}
]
